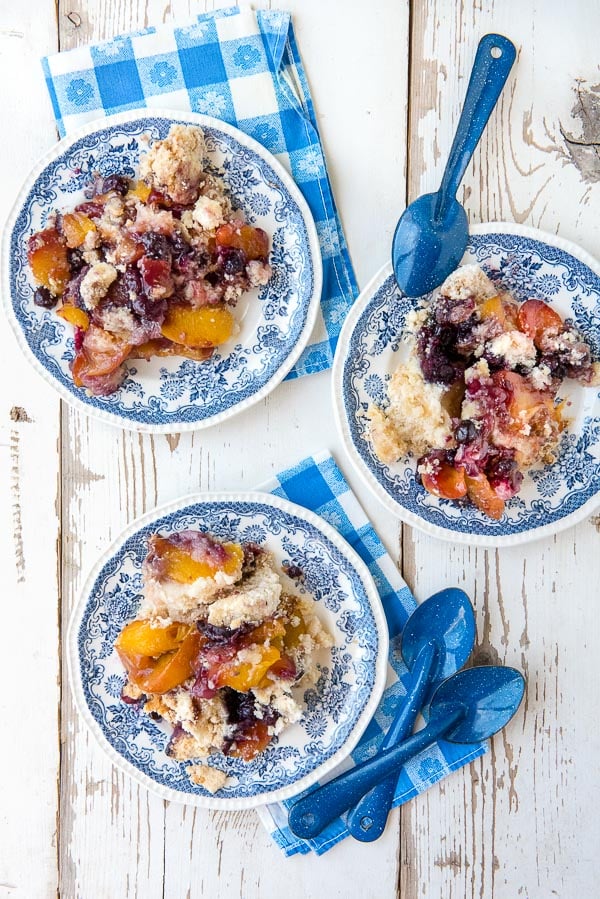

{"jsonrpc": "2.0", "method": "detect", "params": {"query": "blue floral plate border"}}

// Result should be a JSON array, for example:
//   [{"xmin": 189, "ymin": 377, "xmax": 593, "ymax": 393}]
[
  {"xmin": 2, "ymin": 109, "xmax": 322, "ymax": 433},
  {"xmin": 67, "ymin": 492, "xmax": 388, "ymax": 808},
  {"xmin": 332, "ymin": 223, "xmax": 600, "ymax": 547}
]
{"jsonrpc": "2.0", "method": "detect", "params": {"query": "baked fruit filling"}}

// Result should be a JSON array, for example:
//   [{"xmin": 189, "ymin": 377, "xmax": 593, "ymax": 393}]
[
  {"xmin": 27, "ymin": 124, "xmax": 272, "ymax": 396},
  {"xmin": 367, "ymin": 264, "xmax": 600, "ymax": 519},
  {"xmin": 116, "ymin": 530, "xmax": 331, "ymax": 792}
]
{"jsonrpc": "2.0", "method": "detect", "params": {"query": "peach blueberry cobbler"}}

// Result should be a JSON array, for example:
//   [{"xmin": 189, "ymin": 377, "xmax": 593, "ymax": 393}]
[
  {"xmin": 115, "ymin": 530, "xmax": 332, "ymax": 793},
  {"xmin": 27, "ymin": 124, "xmax": 271, "ymax": 396},
  {"xmin": 367, "ymin": 264, "xmax": 600, "ymax": 519}
]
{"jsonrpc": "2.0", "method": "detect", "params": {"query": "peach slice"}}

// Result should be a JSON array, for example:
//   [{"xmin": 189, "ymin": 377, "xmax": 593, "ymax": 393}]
[
  {"xmin": 493, "ymin": 371, "xmax": 557, "ymax": 423},
  {"xmin": 130, "ymin": 339, "xmax": 214, "ymax": 362},
  {"xmin": 277, "ymin": 597, "xmax": 307, "ymax": 651},
  {"xmin": 56, "ymin": 305, "xmax": 90, "ymax": 330},
  {"xmin": 465, "ymin": 472, "xmax": 505, "ymax": 520},
  {"xmin": 243, "ymin": 617, "xmax": 287, "ymax": 648},
  {"xmin": 516, "ymin": 299, "xmax": 563, "ymax": 347},
  {"xmin": 27, "ymin": 227, "xmax": 70, "ymax": 295},
  {"xmin": 71, "ymin": 325, "xmax": 132, "ymax": 386},
  {"xmin": 227, "ymin": 720, "xmax": 272, "ymax": 761},
  {"xmin": 115, "ymin": 619, "xmax": 192, "ymax": 658},
  {"xmin": 134, "ymin": 630, "xmax": 203, "ymax": 694},
  {"xmin": 117, "ymin": 650, "xmax": 156, "ymax": 684},
  {"xmin": 160, "ymin": 304, "xmax": 235, "ymax": 348},
  {"xmin": 215, "ymin": 223, "xmax": 269, "ymax": 260},
  {"xmin": 420, "ymin": 459, "xmax": 468, "ymax": 500},
  {"xmin": 150, "ymin": 536, "xmax": 244, "ymax": 584},
  {"xmin": 127, "ymin": 180, "xmax": 152, "ymax": 203},
  {"xmin": 61, "ymin": 212, "xmax": 96, "ymax": 249},
  {"xmin": 215, "ymin": 645, "xmax": 281, "ymax": 692},
  {"xmin": 479, "ymin": 294, "xmax": 519, "ymax": 329}
]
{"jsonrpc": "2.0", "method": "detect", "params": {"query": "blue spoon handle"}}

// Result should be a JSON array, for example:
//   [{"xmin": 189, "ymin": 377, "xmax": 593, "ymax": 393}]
[
  {"xmin": 346, "ymin": 642, "xmax": 436, "ymax": 842},
  {"xmin": 288, "ymin": 709, "xmax": 463, "ymax": 840},
  {"xmin": 436, "ymin": 33, "xmax": 516, "ymax": 218}
]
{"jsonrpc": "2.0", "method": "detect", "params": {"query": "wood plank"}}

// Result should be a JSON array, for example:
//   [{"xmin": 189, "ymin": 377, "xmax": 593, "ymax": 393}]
[
  {"xmin": 56, "ymin": 5, "xmax": 188, "ymax": 897},
  {"xmin": 55, "ymin": 0, "xmax": 409, "ymax": 896},
  {"xmin": 403, "ymin": 1, "xmax": 600, "ymax": 896},
  {"xmin": 0, "ymin": 3, "xmax": 62, "ymax": 897}
]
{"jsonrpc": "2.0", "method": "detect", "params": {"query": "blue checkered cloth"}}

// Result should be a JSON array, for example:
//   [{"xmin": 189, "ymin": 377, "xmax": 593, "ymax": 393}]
[
  {"xmin": 41, "ymin": 7, "xmax": 358, "ymax": 378},
  {"xmin": 256, "ymin": 451, "xmax": 486, "ymax": 856}
]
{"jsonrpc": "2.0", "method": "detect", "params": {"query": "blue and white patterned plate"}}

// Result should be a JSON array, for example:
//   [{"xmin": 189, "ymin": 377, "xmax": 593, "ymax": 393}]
[
  {"xmin": 2, "ymin": 110, "xmax": 322, "ymax": 433},
  {"xmin": 67, "ymin": 492, "xmax": 388, "ymax": 808},
  {"xmin": 333, "ymin": 224, "xmax": 600, "ymax": 547}
]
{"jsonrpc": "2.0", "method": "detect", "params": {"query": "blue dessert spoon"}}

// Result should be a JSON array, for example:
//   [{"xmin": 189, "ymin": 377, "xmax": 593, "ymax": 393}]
[
  {"xmin": 346, "ymin": 587, "xmax": 476, "ymax": 842},
  {"xmin": 288, "ymin": 665, "xmax": 525, "ymax": 840},
  {"xmin": 392, "ymin": 33, "xmax": 516, "ymax": 298}
]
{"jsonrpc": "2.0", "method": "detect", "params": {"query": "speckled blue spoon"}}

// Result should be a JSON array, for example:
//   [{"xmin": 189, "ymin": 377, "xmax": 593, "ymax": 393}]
[
  {"xmin": 392, "ymin": 33, "xmax": 516, "ymax": 298},
  {"xmin": 288, "ymin": 666, "xmax": 525, "ymax": 840},
  {"xmin": 346, "ymin": 588, "xmax": 476, "ymax": 842}
]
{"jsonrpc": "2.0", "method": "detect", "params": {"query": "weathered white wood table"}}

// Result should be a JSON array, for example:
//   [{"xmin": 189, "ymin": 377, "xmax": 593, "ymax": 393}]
[{"xmin": 2, "ymin": 1, "xmax": 599, "ymax": 896}]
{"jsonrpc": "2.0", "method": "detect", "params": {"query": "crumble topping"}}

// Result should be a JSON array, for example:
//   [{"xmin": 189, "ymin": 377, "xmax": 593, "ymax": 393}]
[
  {"xmin": 186, "ymin": 765, "xmax": 229, "ymax": 793},
  {"xmin": 367, "ymin": 352, "xmax": 453, "ymax": 463},
  {"xmin": 139, "ymin": 123, "xmax": 206, "ymax": 205},
  {"xmin": 140, "ymin": 565, "xmax": 242, "ymax": 624},
  {"xmin": 529, "ymin": 363, "xmax": 553, "ymax": 390},
  {"xmin": 206, "ymin": 552, "xmax": 282, "ymax": 629},
  {"xmin": 79, "ymin": 262, "xmax": 118, "ymax": 308},
  {"xmin": 27, "ymin": 124, "xmax": 273, "ymax": 397},
  {"xmin": 439, "ymin": 263, "xmax": 497, "ymax": 301},
  {"xmin": 192, "ymin": 195, "xmax": 225, "ymax": 231},
  {"xmin": 116, "ymin": 530, "xmax": 332, "ymax": 781},
  {"xmin": 366, "ymin": 263, "xmax": 599, "ymax": 519},
  {"xmin": 486, "ymin": 330, "xmax": 537, "ymax": 369},
  {"xmin": 246, "ymin": 259, "xmax": 272, "ymax": 287},
  {"xmin": 100, "ymin": 307, "xmax": 136, "ymax": 338}
]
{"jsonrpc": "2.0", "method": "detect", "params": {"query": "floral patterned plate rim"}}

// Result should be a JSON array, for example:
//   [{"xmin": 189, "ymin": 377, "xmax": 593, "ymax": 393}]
[
  {"xmin": 2, "ymin": 109, "xmax": 322, "ymax": 434},
  {"xmin": 332, "ymin": 223, "xmax": 600, "ymax": 547},
  {"xmin": 67, "ymin": 491, "xmax": 388, "ymax": 809}
]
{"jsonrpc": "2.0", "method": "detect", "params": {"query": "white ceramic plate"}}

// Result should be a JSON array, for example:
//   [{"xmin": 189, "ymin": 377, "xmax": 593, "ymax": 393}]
[
  {"xmin": 3, "ymin": 109, "xmax": 322, "ymax": 433},
  {"xmin": 67, "ymin": 492, "xmax": 388, "ymax": 809},
  {"xmin": 333, "ymin": 223, "xmax": 600, "ymax": 547}
]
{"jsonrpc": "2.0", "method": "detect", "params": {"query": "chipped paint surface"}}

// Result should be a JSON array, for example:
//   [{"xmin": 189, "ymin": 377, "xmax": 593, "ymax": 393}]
[
  {"xmin": 561, "ymin": 81, "xmax": 600, "ymax": 183},
  {"xmin": 9, "ymin": 406, "xmax": 33, "ymax": 423},
  {"xmin": 9, "ymin": 428, "xmax": 25, "ymax": 582}
]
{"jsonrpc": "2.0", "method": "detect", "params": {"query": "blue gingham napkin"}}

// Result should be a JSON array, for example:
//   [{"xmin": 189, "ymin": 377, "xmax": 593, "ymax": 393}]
[
  {"xmin": 41, "ymin": 7, "xmax": 358, "ymax": 379},
  {"xmin": 257, "ymin": 451, "xmax": 486, "ymax": 856}
]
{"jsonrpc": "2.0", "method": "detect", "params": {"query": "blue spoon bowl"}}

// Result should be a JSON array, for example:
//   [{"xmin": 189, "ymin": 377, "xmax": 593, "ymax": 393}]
[
  {"xmin": 392, "ymin": 33, "xmax": 516, "ymax": 298},
  {"xmin": 288, "ymin": 665, "xmax": 525, "ymax": 840},
  {"xmin": 347, "ymin": 588, "xmax": 476, "ymax": 842}
]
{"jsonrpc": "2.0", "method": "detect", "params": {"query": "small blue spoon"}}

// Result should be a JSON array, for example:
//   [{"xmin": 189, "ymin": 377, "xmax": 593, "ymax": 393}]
[
  {"xmin": 346, "ymin": 588, "xmax": 476, "ymax": 842},
  {"xmin": 288, "ymin": 666, "xmax": 525, "ymax": 840},
  {"xmin": 392, "ymin": 33, "xmax": 516, "ymax": 298}
]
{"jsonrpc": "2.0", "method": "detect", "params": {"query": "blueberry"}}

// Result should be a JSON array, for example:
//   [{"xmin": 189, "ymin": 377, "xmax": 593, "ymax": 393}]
[
  {"xmin": 67, "ymin": 248, "xmax": 86, "ymax": 274},
  {"xmin": 33, "ymin": 286, "xmax": 57, "ymax": 309},
  {"xmin": 454, "ymin": 420, "xmax": 478, "ymax": 444},
  {"xmin": 219, "ymin": 247, "xmax": 246, "ymax": 276},
  {"xmin": 84, "ymin": 173, "xmax": 129, "ymax": 198},
  {"xmin": 139, "ymin": 231, "xmax": 171, "ymax": 261},
  {"xmin": 169, "ymin": 231, "xmax": 190, "ymax": 258}
]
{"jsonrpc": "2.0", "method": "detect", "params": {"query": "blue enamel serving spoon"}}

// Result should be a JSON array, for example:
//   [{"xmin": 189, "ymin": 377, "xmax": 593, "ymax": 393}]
[
  {"xmin": 392, "ymin": 33, "xmax": 517, "ymax": 298},
  {"xmin": 288, "ymin": 666, "xmax": 525, "ymax": 840},
  {"xmin": 346, "ymin": 587, "xmax": 476, "ymax": 842}
]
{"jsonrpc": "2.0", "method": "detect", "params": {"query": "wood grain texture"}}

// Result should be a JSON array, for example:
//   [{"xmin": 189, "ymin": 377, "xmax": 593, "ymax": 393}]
[
  {"xmin": 0, "ymin": 3, "xmax": 61, "ymax": 897},
  {"xmin": 54, "ymin": 0, "xmax": 408, "ymax": 896},
  {"xmin": 402, "ymin": 2, "xmax": 600, "ymax": 897}
]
